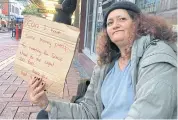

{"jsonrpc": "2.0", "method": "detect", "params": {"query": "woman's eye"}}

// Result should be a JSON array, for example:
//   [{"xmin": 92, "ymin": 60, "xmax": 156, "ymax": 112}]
[
  {"xmin": 120, "ymin": 18, "xmax": 126, "ymax": 21},
  {"xmin": 107, "ymin": 22, "xmax": 113, "ymax": 26}
]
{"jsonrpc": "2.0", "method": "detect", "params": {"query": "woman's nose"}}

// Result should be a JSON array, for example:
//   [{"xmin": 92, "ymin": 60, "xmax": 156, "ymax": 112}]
[{"xmin": 113, "ymin": 21, "xmax": 120, "ymax": 29}]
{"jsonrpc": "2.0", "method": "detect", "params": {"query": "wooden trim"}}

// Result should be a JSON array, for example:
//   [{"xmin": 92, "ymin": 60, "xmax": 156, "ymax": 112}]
[{"xmin": 78, "ymin": 0, "xmax": 87, "ymax": 53}]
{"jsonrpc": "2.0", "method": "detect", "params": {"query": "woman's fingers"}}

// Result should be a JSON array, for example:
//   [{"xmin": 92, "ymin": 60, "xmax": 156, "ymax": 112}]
[
  {"xmin": 28, "ymin": 78, "xmax": 47, "ymax": 105},
  {"xmin": 34, "ymin": 89, "xmax": 49, "ymax": 109},
  {"xmin": 35, "ymin": 88, "xmax": 46, "ymax": 100},
  {"xmin": 31, "ymin": 78, "xmax": 42, "ymax": 90},
  {"xmin": 27, "ymin": 77, "xmax": 49, "ymax": 109},
  {"xmin": 33, "ymin": 82, "xmax": 46, "ymax": 96},
  {"xmin": 28, "ymin": 76, "xmax": 37, "ymax": 86}
]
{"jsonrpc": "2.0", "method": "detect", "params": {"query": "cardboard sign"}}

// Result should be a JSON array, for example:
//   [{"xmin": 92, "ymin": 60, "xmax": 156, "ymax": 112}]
[{"xmin": 14, "ymin": 15, "xmax": 80, "ymax": 97}]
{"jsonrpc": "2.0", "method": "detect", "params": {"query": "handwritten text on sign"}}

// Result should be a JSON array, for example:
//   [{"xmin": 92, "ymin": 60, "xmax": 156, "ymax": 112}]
[{"xmin": 14, "ymin": 15, "xmax": 80, "ymax": 97}]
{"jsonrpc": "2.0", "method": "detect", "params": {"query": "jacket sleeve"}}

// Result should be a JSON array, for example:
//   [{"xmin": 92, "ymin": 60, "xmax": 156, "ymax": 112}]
[
  {"xmin": 62, "ymin": 0, "xmax": 77, "ymax": 14},
  {"xmin": 126, "ymin": 61, "xmax": 177, "ymax": 119},
  {"xmin": 48, "ymin": 65, "xmax": 100, "ymax": 119}
]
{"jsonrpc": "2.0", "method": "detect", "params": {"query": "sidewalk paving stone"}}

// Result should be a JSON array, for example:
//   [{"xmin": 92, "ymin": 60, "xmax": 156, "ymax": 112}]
[
  {"xmin": 17, "ymin": 106, "xmax": 41, "ymax": 113},
  {"xmin": 0, "ymin": 84, "xmax": 10, "ymax": 91},
  {"xmin": 0, "ymin": 93, "xmax": 14, "ymax": 98},
  {"xmin": 0, "ymin": 102, "xmax": 8, "ymax": 114},
  {"xmin": 4, "ymin": 85, "xmax": 18, "ymax": 94},
  {"xmin": 14, "ymin": 112, "xmax": 31, "ymax": 119},
  {"xmin": 7, "ymin": 101, "xmax": 32, "ymax": 107},
  {"xmin": 0, "ymin": 106, "xmax": 18, "ymax": 119}
]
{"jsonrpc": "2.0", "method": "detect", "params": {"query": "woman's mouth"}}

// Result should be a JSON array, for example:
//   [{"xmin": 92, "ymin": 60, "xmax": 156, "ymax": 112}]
[{"xmin": 113, "ymin": 30, "xmax": 124, "ymax": 35}]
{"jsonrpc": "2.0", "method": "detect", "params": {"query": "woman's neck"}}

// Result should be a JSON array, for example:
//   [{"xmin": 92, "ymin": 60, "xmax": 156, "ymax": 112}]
[
  {"xmin": 118, "ymin": 46, "xmax": 131, "ymax": 70},
  {"xmin": 119, "ymin": 45, "xmax": 131, "ymax": 61}
]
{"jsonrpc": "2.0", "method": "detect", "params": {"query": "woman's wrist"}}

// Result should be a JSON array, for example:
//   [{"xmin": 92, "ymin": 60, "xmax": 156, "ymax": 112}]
[
  {"xmin": 44, "ymin": 101, "xmax": 51, "ymax": 112},
  {"xmin": 42, "ymin": 100, "xmax": 49, "ymax": 111},
  {"xmin": 39, "ymin": 100, "xmax": 50, "ymax": 111}
]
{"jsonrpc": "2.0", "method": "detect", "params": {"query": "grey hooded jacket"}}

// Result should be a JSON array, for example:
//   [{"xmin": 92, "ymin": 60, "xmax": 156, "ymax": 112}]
[{"xmin": 48, "ymin": 35, "xmax": 177, "ymax": 119}]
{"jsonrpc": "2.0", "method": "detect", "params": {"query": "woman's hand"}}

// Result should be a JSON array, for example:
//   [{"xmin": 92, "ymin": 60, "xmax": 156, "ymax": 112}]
[
  {"xmin": 28, "ymin": 77, "xmax": 49, "ymax": 110},
  {"xmin": 54, "ymin": 3, "xmax": 62, "ymax": 9}
]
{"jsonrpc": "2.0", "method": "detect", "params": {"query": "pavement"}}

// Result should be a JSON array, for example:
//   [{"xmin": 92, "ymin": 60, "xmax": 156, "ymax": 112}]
[
  {"xmin": 0, "ymin": 28, "xmax": 9, "ymax": 33},
  {"xmin": 0, "ymin": 32, "xmax": 86, "ymax": 119}
]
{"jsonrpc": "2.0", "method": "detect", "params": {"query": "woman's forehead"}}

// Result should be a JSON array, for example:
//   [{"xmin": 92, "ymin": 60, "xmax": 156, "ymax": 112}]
[{"xmin": 107, "ymin": 9, "xmax": 129, "ymax": 19}]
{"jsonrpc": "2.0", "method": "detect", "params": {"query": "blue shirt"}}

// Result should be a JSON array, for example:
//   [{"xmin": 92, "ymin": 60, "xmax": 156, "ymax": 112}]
[{"xmin": 101, "ymin": 60, "xmax": 134, "ymax": 119}]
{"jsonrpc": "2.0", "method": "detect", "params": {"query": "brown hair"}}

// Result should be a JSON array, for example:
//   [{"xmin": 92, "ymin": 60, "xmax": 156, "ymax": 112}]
[{"xmin": 96, "ymin": 10, "xmax": 177, "ymax": 66}]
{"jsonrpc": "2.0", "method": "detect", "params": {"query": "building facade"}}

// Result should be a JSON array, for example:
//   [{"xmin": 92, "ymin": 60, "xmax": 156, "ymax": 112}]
[
  {"xmin": 0, "ymin": 0, "xmax": 25, "ymax": 28},
  {"xmin": 136, "ymin": 0, "xmax": 177, "ymax": 26},
  {"xmin": 9, "ymin": 0, "xmax": 24, "ymax": 19}
]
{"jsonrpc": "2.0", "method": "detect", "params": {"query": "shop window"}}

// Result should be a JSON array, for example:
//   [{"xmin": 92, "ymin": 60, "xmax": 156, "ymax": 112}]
[
  {"xmin": 85, "ymin": 0, "xmax": 94, "ymax": 50},
  {"xmin": 84, "ymin": 0, "xmax": 116, "ymax": 62},
  {"xmin": 93, "ymin": 0, "xmax": 104, "ymax": 53},
  {"xmin": 83, "ymin": 0, "xmax": 98, "ymax": 62}
]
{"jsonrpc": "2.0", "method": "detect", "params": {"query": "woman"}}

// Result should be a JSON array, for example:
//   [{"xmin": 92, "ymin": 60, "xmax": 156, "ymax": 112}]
[{"xmin": 28, "ymin": 1, "xmax": 177, "ymax": 119}]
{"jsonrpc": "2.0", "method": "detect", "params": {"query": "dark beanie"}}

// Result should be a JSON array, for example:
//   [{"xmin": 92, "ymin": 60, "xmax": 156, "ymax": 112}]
[{"xmin": 103, "ymin": 1, "xmax": 141, "ymax": 28}]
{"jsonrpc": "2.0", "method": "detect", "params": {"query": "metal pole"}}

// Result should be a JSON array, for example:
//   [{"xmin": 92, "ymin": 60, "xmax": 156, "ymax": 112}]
[{"xmin": 8, "ymin": 0, "xmax": 9, "ymax": 31}]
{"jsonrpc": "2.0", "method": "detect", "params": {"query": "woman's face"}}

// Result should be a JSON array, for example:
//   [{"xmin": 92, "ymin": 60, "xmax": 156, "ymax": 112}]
[{"xmin": 106, "ymin": 9, "xmax": 135, "ymax": 47}]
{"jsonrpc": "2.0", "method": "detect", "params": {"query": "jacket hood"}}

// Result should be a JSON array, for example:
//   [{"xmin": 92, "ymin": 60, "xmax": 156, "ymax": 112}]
[{"xmin": 132, "ymin": 35, "xmax": 177, "ymax": 67}]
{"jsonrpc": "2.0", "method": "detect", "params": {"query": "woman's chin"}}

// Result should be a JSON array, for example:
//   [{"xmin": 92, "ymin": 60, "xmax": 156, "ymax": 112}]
[{"xmin": 112, "ymin": 38, "xmax": 124, "ymax": 43}]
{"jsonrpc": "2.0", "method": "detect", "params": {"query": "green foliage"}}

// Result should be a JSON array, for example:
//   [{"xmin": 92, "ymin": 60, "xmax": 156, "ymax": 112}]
[{"xmin": 22, "ymin": 4, "xmax": 42, "ymax": 17}]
